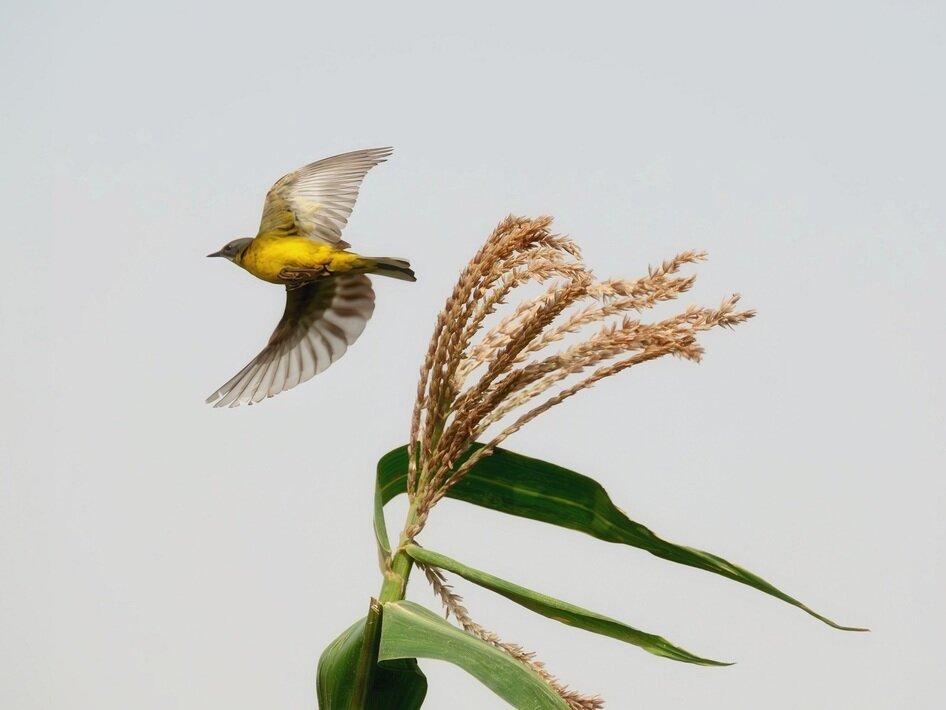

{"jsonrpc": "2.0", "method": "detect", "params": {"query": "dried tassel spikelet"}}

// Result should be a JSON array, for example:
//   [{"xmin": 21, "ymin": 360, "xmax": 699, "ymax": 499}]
[{"xmin": 407, "ymin": 216, "xmax": 753, "ymax": 525}]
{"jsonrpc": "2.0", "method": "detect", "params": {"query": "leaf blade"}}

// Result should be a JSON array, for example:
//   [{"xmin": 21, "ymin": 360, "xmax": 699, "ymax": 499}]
[
  {"xmin": 377, "ymin": 444, "xmax": 863, "ymax": 631},
  {"xmin": 374, "ymin": 465, "xmax": 393, "ymax": 568},
  {"xmin": 404, "ymin": 544, "xmax": 730, "ymax": 666},
  {"xmin": 379, "ymin": 600, "xmax": 569, "ymax": 709}
]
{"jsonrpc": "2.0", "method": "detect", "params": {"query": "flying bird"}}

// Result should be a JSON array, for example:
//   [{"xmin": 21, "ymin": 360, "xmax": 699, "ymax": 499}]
[{"xmin": 206, "ymin": 147, "xmax": 413, "ymax": 408}]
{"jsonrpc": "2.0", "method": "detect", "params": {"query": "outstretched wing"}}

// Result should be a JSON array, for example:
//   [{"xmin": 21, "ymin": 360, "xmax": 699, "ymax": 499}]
[
  {"xmin": 206, "ymin": 275, "xmax": 376, "ymax": 407},
  {"xmin": 257, "ymin": 147, "xmax": 393, "ymax": 249}
]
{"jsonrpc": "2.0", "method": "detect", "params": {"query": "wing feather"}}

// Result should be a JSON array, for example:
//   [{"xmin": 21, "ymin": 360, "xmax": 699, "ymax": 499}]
[
  {"xmin": 257, "ymin": 147, "xmax": 392, "ymax": 248},
  {"xmin": 205, "ymin": 275, "xmax": 376, "ymax": 407}
]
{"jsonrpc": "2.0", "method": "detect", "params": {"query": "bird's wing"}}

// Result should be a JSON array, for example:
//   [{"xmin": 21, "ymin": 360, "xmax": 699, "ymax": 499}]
[
  {"xmin": 257, "ymin": 147, "xmax": 393, "ymax": 249},
  {"xmin": 206, "ymin": 274, "xmax": 375, "ymax": 407}
]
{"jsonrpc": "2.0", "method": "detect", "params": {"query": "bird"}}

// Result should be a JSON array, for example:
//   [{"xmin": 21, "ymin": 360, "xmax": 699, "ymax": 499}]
[{"xmin": 205, "ymin": 147, "xmax": 414, "ymax": 408}]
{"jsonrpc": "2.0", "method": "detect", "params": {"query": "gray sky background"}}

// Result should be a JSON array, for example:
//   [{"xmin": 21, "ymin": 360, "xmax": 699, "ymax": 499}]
[{"xmin": 1, "ymin": 2, "xmax": 943, "ymax": 708}]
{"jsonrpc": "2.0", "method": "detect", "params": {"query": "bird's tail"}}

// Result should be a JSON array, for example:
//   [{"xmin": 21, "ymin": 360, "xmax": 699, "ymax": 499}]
[{"xmin": 369, "ymin": 257, "xmax": 416, "ymax": 282}]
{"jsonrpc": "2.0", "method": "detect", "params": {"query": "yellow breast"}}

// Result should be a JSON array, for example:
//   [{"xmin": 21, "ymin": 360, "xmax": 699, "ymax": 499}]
[{"xmin": 237, "ymin": 235, "xmax": 365, "ymax": 284}]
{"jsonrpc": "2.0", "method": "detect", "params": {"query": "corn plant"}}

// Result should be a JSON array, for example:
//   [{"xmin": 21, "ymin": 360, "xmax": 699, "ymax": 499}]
[{"xmin": 316, "ymin": 216, "xmax": 863, "ymax": 708}]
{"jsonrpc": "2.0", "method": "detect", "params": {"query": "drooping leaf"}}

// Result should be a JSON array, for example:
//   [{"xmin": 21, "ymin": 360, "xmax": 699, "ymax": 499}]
[
  {"xmin": 379, "ymin": 600, "xmax": 569, "ymax": 709},
  {"xmin": 405, "ymin": 544, "xmax": 730, "ymax": 666},
  {"xmin": 317, "ymin": 600, "xmax": 427, "ymax": 710},
  {"xmin": 378, "ymin": 444, "xmax": 863, "ymax": 631}
]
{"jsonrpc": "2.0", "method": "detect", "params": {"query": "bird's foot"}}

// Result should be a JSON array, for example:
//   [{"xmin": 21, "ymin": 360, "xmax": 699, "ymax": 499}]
[{"xmin": 279, "ymin": 266, "xmax": 329, "ymax": 288}]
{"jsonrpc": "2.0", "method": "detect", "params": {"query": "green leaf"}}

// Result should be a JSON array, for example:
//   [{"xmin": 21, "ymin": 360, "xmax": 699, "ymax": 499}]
[
  {"xmin": 317, "ymin": 600, "xmax": 427, "ymax": 710},
  {"xmin": 379, "ymin": 600, "xmax": 569, "ymax": 709},
  {"xmin": 374, "ymin": 466, "xmax": 393, "ymax": 567},
  {"xmin": 404, "ymin": 544, "xmax": 730, "ymax": 666},
  {"xmin": 378, "ymin": 444, "xmax": 864, "ymax": 631},
  {"xmin": 365, "ymin": 657, "xmax": 427, "ymax": 710},
  {"xmin": 317, "ymin": 617, "xmax": 364, "ymax": 709}
]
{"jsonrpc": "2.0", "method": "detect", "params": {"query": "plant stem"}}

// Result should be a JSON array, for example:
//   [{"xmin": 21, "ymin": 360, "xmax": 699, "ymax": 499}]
[
  {"xmin": 378, "ymin": 501, "xmax": 419, "ymax": 603},
  {"xmin": 378, "ymin": 547, "xmax": 414, "ymax": 603}
]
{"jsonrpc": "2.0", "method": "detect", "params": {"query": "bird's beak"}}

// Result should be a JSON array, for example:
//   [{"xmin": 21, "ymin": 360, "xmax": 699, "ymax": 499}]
[{"xmin": 207, "ymin": 250, "xmax": 224, "ymax": 258}]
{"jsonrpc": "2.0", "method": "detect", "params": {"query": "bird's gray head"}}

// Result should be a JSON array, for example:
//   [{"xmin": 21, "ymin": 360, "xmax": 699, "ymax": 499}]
[{"xmin": 207, "ymin": 237, "xmax": 253, "ymax": 262}]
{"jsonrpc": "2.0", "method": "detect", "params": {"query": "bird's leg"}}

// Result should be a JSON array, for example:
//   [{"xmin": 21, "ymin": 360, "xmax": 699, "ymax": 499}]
[{"xmin": 278, "ymin": 266, "xmax": 329, "ymax": 287}]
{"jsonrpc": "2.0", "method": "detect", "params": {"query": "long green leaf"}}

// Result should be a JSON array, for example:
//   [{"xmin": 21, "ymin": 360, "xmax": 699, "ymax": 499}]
[
  {"xmin": 379, "ymin": 600, "xmax": 569, "ymax": 709},
  {"xmin": 405, "ymin": 544, "xmax": 730, "ymax": 666},
  {"xmin": 378, "ymin": 444, "xmax": 863, "ymax": 631},
  {"xmin": 317, "ymin": 602, "xmax": 427, "ymax": 710}
]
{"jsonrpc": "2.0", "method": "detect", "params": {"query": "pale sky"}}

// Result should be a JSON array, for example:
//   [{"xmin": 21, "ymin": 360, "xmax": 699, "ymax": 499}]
[{"xmin": 1, "ymin": 1, "xmax": 943, "ymax": 708}]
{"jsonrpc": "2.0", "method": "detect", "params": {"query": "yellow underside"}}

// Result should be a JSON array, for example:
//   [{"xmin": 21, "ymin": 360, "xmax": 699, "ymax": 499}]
[{"xmin": 236, "ymin": 233, "xmax": 370, "ymax": 284}]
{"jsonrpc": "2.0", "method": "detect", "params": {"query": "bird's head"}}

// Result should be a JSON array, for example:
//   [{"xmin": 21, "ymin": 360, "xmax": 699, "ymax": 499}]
[{"xmin": 207, "ymin": 237, "xmax": 253, "ymax": 263}]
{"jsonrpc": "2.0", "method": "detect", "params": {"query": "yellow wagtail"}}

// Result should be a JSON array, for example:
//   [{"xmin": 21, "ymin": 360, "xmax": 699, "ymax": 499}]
[{"xmin": 206, "ymin": 147, "xmax": 414, "ymax": 408}]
